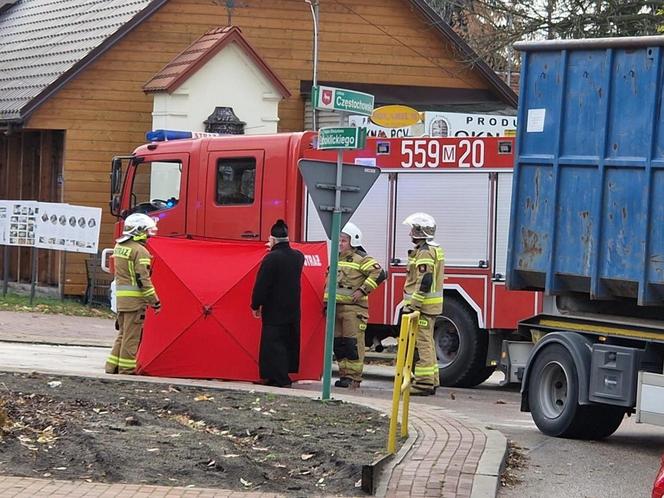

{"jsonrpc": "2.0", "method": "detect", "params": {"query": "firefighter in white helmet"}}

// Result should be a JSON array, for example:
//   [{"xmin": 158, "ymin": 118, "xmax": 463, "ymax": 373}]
[
  {"xmin": 324, "ymin": 222, "xmax": 386, "ymax": 388},
  {"xmin": 105, "ymin": 213, "xmax": 161, "ymax": 375},
  {"xmin": 402, "ymin": 212, "xmax": 445, "ymax": 395}
]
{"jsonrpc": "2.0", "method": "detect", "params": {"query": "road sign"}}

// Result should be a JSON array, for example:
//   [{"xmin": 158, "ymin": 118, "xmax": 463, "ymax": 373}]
[
  {"xmin": 298, "ymin": 159, "xmax": 380, "ymax": 240},
  {"xmin": 312, "ymin": 85, "xmax": 374, "ymax": 116},
  {"xmin": 318, "ymin": 127, "xmax": 367, "ymax": 150}
]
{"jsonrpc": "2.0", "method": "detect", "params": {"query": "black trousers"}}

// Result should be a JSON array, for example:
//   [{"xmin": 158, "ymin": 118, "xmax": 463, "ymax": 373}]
[{"xmin": 259, "ymin": 322, "xmax": 300, "ymax": 386}]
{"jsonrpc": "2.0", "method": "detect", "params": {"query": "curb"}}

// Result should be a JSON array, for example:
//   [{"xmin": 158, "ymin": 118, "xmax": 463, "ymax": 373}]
[{"xmin": 470, "ymin": 424, "xmax": 508, "ymax": 498}]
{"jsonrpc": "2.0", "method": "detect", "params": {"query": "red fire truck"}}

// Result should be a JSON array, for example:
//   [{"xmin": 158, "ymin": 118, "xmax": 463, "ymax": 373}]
[{"xmin": 109, "ymin": 132, "xmax": 540, "ymax": 387}]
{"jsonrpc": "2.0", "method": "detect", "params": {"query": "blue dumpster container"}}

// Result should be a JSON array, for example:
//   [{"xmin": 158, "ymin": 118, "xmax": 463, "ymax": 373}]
[{"xmin": 507, "ymin": 36, "xmax": 664, "ymax": 306}]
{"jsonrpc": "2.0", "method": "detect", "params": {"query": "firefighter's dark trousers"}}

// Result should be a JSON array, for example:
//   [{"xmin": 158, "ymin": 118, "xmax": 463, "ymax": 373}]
[
  {"xmin": 412, "ymin": 313, "xmax": 440, "ymax": 393},
  {"xmin": 333, "ymin": 305, "xmax": 368, "ymax": 382},
  {"xmin": 106, "ymin": 308, "xmax": 145, "ymax": 375}
]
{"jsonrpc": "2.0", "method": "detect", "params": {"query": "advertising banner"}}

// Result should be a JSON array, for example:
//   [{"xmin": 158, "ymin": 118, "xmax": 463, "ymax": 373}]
[{"xmin": 424, "ymin": 111, "xmax": 517, "ymax": 137}]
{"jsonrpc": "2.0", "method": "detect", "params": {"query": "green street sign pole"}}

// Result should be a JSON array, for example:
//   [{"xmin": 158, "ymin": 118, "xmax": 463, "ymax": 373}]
[{"xmin": 321, "ymin": 148, "xmax": 344, "ymax": 401}]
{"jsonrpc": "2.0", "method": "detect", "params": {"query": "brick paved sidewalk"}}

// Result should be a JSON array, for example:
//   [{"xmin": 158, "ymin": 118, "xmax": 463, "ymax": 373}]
[{"xmin": 0, "ymin": 311, "xmax": 506, "ymax": 497}]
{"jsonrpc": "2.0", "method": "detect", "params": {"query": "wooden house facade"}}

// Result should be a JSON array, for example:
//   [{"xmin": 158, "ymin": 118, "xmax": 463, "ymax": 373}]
[{"xmin": 0, "ymin": 0, "xmax": 516, "ymax": 295}]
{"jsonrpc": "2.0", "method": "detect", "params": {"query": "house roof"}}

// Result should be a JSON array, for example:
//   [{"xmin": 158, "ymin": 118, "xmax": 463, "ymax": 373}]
[
  {"xmin": 0, "ymin": 0, "xmax": 166, "ymax": 123},
  {"xmin": 143, "ymin": 26, "xmax": 291, "ymax": 98},
  {"xmin": 0, "ymin": 0, "xmax": 516, "ymax": 125}
]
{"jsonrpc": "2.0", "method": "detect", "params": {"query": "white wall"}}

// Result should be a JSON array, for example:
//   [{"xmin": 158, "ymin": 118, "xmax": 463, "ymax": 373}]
[{"xmin": 151, "ymin": 42, "xmax": 282, "ymax": 134}]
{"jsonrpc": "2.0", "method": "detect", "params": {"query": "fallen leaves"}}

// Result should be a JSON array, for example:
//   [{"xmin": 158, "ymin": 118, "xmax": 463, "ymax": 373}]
[
  {"xmin": 0, "ymin": 372, "xmax": 392, "ymax": 496},
  {"xmin": 36, "ymin": 426, "xmax": 57, "ymax": 444},
  {"xmin": 194, "ymin": 394, "xmax": 214, "ymax": 402}
]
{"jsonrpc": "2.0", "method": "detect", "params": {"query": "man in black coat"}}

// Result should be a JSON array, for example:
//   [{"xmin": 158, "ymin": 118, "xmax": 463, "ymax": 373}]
[{"xmin": 251, "ymin": 219, "xmax": 305, "ymax": 387}]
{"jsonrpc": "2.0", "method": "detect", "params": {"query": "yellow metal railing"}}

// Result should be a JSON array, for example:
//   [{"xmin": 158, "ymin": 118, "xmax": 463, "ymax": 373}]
[{"xmin": 387, "ymin": 310, "xmax": 419, "ymax": 455}]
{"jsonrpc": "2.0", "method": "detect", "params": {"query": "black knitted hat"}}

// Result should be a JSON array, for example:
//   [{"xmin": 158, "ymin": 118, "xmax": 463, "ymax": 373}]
[{"xmin": 270, "ymin": 219, "xmax": 288, "ymax": 239}]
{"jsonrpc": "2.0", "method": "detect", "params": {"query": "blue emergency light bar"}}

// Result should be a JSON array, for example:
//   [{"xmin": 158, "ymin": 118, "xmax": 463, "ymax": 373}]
[{"xmin": 146, "ymin": 129, "xmax": 221, "ymax": 142}]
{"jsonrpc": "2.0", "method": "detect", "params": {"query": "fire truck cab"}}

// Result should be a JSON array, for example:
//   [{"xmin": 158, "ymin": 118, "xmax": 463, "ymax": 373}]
[{"xmin": 110, "ymin": 131, "xmax": 540, "ymax": 388}]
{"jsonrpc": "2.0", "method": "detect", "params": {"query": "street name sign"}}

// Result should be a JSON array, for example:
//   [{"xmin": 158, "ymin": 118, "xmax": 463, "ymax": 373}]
[
  {"xmin": 318, "ymin": 127, "xmax": 367, "ymax": 150},
  {"xmin": 312, "ymin": 85, "xmax": 374, "ymax": 116}
]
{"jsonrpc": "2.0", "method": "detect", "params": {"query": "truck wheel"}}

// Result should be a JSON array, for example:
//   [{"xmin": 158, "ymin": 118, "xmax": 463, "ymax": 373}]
[
  {"xmin": 434, "ymin": 298, "xmax": 493, "ymax": 388},
  {"xmin": 528, "ymin": 343, "xmax": 625, "ymax": 439},
  {"xmin": 577, "ymin": 405, "xmax": 624, "ymax": 439},
  {"xmin": 528, "ymin": 343, "xmax": 589, "ymax": 438}
]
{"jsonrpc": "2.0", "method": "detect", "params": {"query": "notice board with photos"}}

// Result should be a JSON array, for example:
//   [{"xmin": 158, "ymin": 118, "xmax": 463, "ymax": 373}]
[{"xmin": 0, "ymin": 201, "xmax": 102, "ymax": 254}]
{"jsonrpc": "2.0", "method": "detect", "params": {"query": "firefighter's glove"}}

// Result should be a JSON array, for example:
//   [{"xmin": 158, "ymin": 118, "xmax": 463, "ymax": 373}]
[
  {"xmin": 152, "ymin": 301, "xmax": 161, "ymax": 314},
  {"xmin": 402, "ymin": 305, "xmax": 414, "ymax": 315},
  {"xmin": 351, "ymin": 289, "xmax": 365, "ymax": 303}
]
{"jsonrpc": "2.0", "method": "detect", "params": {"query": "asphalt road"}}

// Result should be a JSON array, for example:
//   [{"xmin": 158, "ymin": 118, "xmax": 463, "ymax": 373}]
[{"xmin": 302, "ymin": 371, "xmax": 663, "ymax": 498}]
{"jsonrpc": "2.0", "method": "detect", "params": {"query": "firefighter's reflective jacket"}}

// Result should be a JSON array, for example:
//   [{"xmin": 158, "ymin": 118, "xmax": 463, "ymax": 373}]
[
  {"xmin": 113, "ymin": 239, "xmax": 159, "ymax": 312},
  {"xmin": 324, "ymin": 249, "xmax": 386, "ymax": 308},
  {"xmin": 403, "ymin": 242, "xmax": 445, "ymax": 315}
]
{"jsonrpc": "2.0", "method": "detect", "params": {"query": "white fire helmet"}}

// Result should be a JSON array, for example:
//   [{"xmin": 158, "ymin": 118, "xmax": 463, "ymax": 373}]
[
  {"xmin": 116, "ymin": 213, "xmax": 158, "ymax": 242},
  {"xmin": 341, "ymin": 222, "xmax": 363, "ymax": 248},
  {"xmin": 403, "ymin": 212, "xmax": 436, "ymax": 240}
]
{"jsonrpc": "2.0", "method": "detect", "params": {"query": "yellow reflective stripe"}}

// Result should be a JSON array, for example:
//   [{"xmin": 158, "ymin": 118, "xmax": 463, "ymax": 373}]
[
  {"xmin": 323, "ymin": 293, "xmax": 357, "ymax": 303},
  {"xmin": 106, "ymin": 355, "xmax": 119, "ymax": 365},
  {"xmin": 345, "ymin": 360, "xmax": 363, "ymax": 373},
  {"xmin": 138, "ymin": 258, "xmax": 151, "ymax": 265},
  {"xmin": 414, "ymin": 366, "xmax": 437, "ymax": 375},
  {"xmin": 364, "ymin": 278, "xmax": 377, "ymax": 289},
  {"xmin": 360, "ymin": 259, "xmax": 377, "ymax": 271},
  {"xmin": 142, "ymin": 287, "xmax": 156, "ymax": 297},
  {"xmin": 414, "ymin": 258, "xmax": 435, "ymax": 265},
  {"xmin": 338, "ymin": 261, "xmax": 361, "ymax": 269},
  {"xmin": 132, "ymin": 234, "xmax": 147, "ymax": 241},
  {"xmin": 422, "ymin": 296, "xmax": 443, "ymax": 304},
  {"xmin": 117, "ymin": 290, "xmax": 144, "ymax": 297},
  {"xmin": 432, "ymin": 249, "xmax": 443, "ymax": 292},
  {"xmin": 128, "ymin": 260, "xmax": 136, "ymax": 286},
  {"xmin": 118, "ymin": 358, "xmax": 137, "ymax": 367}
]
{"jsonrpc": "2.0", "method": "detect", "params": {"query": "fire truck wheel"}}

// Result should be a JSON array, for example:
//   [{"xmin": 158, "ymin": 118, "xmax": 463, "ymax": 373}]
[{"xmin": 434, "ymin": 298, "xmax": 493, "ymax": 388}]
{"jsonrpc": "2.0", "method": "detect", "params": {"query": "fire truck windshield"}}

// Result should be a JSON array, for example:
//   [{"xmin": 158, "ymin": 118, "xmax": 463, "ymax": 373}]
[{"xmin": 127, "ymin": 160, "xmax": 182, "ymax": 215}]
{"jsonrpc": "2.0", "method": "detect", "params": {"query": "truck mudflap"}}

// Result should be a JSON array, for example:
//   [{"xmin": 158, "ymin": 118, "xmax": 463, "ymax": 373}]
[
  {"xmin": 636, "ymin": 372, "xmax": 664, "ymax": 426},
  {"xmin": 520, "ymin": 331, "xmax": 593, "ymax": 412}
]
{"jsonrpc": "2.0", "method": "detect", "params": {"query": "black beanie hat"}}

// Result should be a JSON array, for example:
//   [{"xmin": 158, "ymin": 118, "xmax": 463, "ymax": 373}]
[{"xmin": 270, "ymin": 219, "xmax": 288, "ymax": 239}]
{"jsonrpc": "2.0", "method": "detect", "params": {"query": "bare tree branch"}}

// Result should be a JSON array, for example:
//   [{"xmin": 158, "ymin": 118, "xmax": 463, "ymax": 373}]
[{"xmin": 426, "ymin": 0, "xmax": 664, "ymax": 71}]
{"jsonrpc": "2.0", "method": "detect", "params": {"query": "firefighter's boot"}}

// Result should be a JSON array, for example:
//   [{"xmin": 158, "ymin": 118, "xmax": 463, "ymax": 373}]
[{"xmin": 335, "ymin": 377, "xmax": 354, "ymax": 388}]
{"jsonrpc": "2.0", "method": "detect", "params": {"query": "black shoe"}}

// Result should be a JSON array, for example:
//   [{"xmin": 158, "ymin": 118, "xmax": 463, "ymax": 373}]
[
  {"xmin": 334, "ymin": 377, "xmax": 353, "ymax": 388},
  {"xmin": 410, "ymin": 385, "xmax": 436, "ymax": 396}
]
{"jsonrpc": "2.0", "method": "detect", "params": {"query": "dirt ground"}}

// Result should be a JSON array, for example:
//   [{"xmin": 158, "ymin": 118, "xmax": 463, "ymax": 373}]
[{"xmin": 0, "ymin": 372, "xmax": 394, "ymax": 496}]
